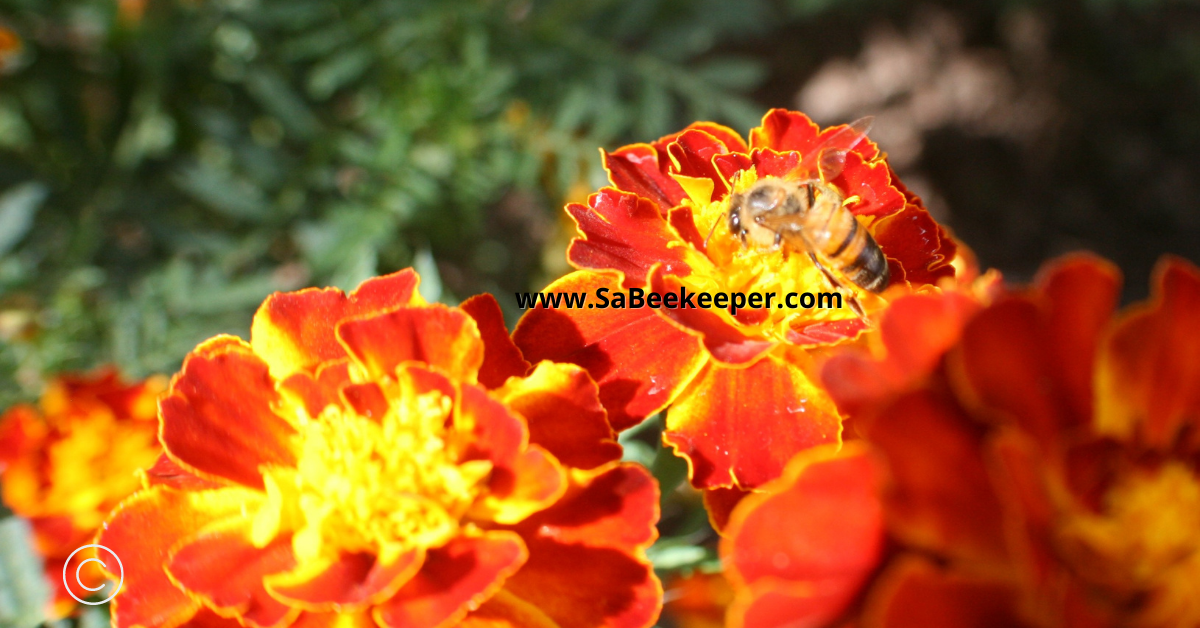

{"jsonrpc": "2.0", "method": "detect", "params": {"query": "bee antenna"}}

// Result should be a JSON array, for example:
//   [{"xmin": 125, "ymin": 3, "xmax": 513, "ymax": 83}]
[{"xmin": 704, "ymin": 212, "xmax": 726, "ymax": 248}]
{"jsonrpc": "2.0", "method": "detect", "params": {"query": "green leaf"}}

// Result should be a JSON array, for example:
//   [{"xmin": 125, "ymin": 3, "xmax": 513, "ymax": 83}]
[
  {"xmin": 0, "ymin": 517, "xmax": 50, "ymax": 628},
  {"xmin": 0, "ymin": 183, "xmax": 48, "ymax": 257}
]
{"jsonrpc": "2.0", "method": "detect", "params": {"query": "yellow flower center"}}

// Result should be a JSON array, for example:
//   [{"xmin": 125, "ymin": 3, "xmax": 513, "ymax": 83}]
[
  {"xmin": 255, "ymin": 376, "xmax": 493, "ymax": 565},
  {"xmin": 678, "ymin": 169, "xmax": 883, "ymax": 339},
  {"xmin": 1060, "ymin": 461, "xmax": 1200, "ymax": 625}
]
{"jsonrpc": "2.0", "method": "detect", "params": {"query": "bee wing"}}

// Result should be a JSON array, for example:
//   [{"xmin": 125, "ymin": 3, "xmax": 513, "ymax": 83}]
[{"xmin": 796, "ymin": 116, "xmax": 875, "ymax": 179}]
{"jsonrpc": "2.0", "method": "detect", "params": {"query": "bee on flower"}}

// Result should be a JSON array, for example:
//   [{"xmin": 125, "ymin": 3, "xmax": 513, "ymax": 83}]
[
  {"xmin": 98, "ymin": 269, "xmax": 661, "ymax": 628},
  {"xmin": 0, "ymin": 369, "xmax": 165, "ymax": 617},
  {"xmin": 514, "ymin": 108, "xmax": 963, "ymax": 494}
]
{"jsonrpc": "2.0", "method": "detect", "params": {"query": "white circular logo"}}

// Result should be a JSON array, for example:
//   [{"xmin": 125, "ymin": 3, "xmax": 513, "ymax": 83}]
[{"xmin": 62, "ymin": 544, "xmax": 123, "ymax": 605}]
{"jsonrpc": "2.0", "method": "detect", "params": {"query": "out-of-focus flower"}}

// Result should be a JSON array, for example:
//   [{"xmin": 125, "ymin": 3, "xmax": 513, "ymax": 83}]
[
  {"xmin": 515, "ymin": 109, "xmax": 960, "ymax": 491},
  {"xmin": 721, "ymin": 253, "xmax": 1200, "ymax": 627},
  {"xmin": 0, "ymin": 369, "xmax": 165, "ymax": 616},
  {"xmin": 0, "ymin": 24, "xmax": 24, "ymax": 73},
  {"xmin": 99, "ymin": 270, "xmax": 660, "ymax": 628},
  {"xmin": 660, "ymin": 572, "xmax": 734, "ymax": 628}
]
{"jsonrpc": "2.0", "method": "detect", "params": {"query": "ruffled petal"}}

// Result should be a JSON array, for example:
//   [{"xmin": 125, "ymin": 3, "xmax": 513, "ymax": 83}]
[
  {"xmin": 1095, "ymin": 256, "xmax": 1200, "ymax": 450},
  {"xmin": 648, "ymin": 267, "xmax": 777, "ymax": 366},
  {"xmin": 666, "ymin": 130, "xmax": 737, "ymax": 201},
  {"xmin": 749, "ymin": 109, "xmax": 880, "ymax": 162},
  {"xmin": 266, "ymin": 549, "xmax": 425, "ymax": 611},
  {"xmin": 513, "ymin": 270, "xmax": 707, "ymax": 430},
  {"xmin": 872, "ymin": 202, "xmax": 957, "ymax": 287},
  {"xmin": 473, "ymin": 445, "xmax": 566, "ymax": 526},
  {"xmin": 460, "ymin": 294, "xmax": 533, "ymax": 389},
  {"xmin": 100, "ymin": 486, "xmax": 258, "ymax": 628},
  {"xmin": 566, "ymin": 188, "xmax": 696, "ymax": 285},
  {"xmin": 723, "ymin": 444, "xmax": 884, "ymax": 628},
  {"xmin": 830, "ymin": 150, "xmax": 905, "ymax": 218},
  {"xmin": 338, "ymin": 305, "xmax": 485, "ymax": 384},
  {"xmin": 665, "ymin": 357, "xmax": 841, "ymax": 489},
  {"xmin": 494, "ymin": 361, "xmax": 621, "ymax": 470},
  {"xmin": 603, "ymin": 144, "xmax": 688, "ymax": 213},
  {"xmin": 167, "ymin": 526, "xmax": 298, "ymax": 628},
  {"xmin": 250, "ymin": 270, "xmax": 422, "ymax": 379},
  {"xmin": 373, "ymin": 532, "xmax": 527, "ymax": 628},
  {"xmin": 160, "ymin": 337, "xmax": 296, "ymax": 490},
  {"xmin": 864, "ymin": 558, "xmax": 1031, "ymax": 628},
  {"xmin": 278, "ymin": 361, "xmax": 352, "ymax": 419}
]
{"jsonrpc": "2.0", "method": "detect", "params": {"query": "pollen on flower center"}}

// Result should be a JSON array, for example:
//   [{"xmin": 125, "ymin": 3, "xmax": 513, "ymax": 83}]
[
  {"xmin": 254, "ymin": 376, "xmax": 493, "ymax": 565},
  {"xmin": 1060, "ymin": 461, "xmax": 1200, "ymax": 624}
]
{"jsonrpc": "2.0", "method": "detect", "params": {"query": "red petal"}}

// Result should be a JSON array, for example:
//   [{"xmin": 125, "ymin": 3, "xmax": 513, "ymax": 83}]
[
  {"xmin": 666, "ymin": 130, "xmax": 736, "ymax": 199},
  {"xmin": 785, "ymin": 318, "xmax": 869, "ymax": 347},
  {"xmin": 278, "ymin": 361, "xmax": 352, "ymax": 419},
  {"xmin": 160, "ymin": 337, "xmax": 296, "ymax": 490},
  {"xmin": 1096, "ymin": 255, "xmax": 1200, "ymax": 450},
  {"xmin": 340, "ymin": 382, "xmax": 389, "ymax": 422},
  {"xmin": 686, "ymin": 122, "xmax": 749, "ymax": 154},
  {"xmin": 495, "ymin": 361, "xmax": 621, "ymax": 470},
  {"xmin": 866, "ymin": 558, "xmax": 1031, "ymax": 628},
  {"xmin": 749, "ymin": 109, "xmax": 880, "ymax": 162},
  {"xmin": 668, "ymin": 206, "xmax": 707, "ymax": 252},
  {"xmin": 603, "ymin": 144, "xmax": 688, "ymax": 213},
  {"xmin": 0, "ymin": 405, "xmax": 44, "ymax": 467},
  {"xmin": 474, "ymin": 445, "xmax": 566, "ymax": 525},
  {"xmin": 167, "ymin": 527, "xmax": 297, "ymax": 628},
  {"xmin": 702, "ymin": 486, "xmax": 750, "ymax": 533},
  {"xmin": 872, "ymin": 202, "xmax": 957, "ymax": 287},
  {"xmin": 723, "ymin": 444, "xmax": 883, "ymax": 628},
  {"xmin": 337, "ymin": 305, "xmax": 484, "ymax": 383},
  {"xmin": 460, "ymin": 294, "xmax": 532, "ymax": 389},
  {"xmin": 513, "ymin": 271, "xmax": 707, "ymax": 430},
  {"xmin": 507, "ymin": 463, "xmax": 659, "ymax": 551},
  {"xmin": 176, "ymin": 608, "xmax": 249, "ymax": 628},
  {"xmin": 267, "ymin": 550, "xmax": 425, "ymax": 611},
  {"xmin": 374, "ymin": 532, "xmax": 527, "ymax": 628},
  {"xmin": 566, "ymin": 188, "xmax": 695, "ymax": 286},
  {"xmin": 665, "ymin": 358, "xmax": 841, "ymax": 489},
  {"xmin": 288, "ymin": 611, "xmax": 377, "ymax": 628},
  {"xmin": 100, "ymin": 487, "xmax": 250, "ymax": 628},
  {"xmin": 250, "ymin": 270, "xmax": 421, "ymax": 379},
  {"xmin": 861, "ymin": 390, "xmax": 1008, "ymax": 564},
  {"xmin": 649, "ymin": 267, "xmax": 777, "ymax": 365},
  {"xmin": 830, "ymin": 150, "xmax": 905, "ymax": 218},
  {"xmin": 455, "ymin": 382, "xmax": 526, "ymax": 471},
  {"xmin": 498, "ymin": 540, "xmax": 660, "ymax": 628},
  {"xmin": 144, "ymin": 454, "xmax": 226, "ymax": 491}
]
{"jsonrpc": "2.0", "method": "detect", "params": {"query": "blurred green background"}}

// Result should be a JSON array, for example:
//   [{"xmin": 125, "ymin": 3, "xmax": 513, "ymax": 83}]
[{"xmin": 2, "ymin": 0, "xmax": 1200, "ymax": 625}]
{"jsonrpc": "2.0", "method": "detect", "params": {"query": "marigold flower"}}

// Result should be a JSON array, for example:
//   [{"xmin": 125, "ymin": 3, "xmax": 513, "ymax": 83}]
[
  {"xmin": 514, "ymin": 109, "xmax": 959, "ymax": 490},
  {"xmin": 0, "ymin": 368, "xmax": 165, "ymax": 616},
  {"xmin": 720, "ymin": 253, "xmax": 1200, "ymax": 628},
  {"xmin": 98, "ymin": 269, "xmax": 660, "ymax": 628}
]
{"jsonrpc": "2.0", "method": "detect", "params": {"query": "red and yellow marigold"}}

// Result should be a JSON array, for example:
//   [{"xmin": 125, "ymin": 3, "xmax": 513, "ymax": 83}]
[
  {"xmin": 99, "ymin": 270, "xmax": 661, "ymax": 628},
  {"xmin": 720, "ymin": 253, "xmax": 1200, "ymax": 628},
  {"xmin": 0, "ymin": 368, "xmax": 165, "ymax": 616},
  {"xmin": 514, "ymin": 109, "xmax": 960, "ymax": 491}
]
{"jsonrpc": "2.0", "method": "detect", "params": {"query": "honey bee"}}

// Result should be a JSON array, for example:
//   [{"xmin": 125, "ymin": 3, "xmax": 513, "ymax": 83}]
[{"xmin": 724, "ymin": 116, "xmax": 889, "ymax": 318}]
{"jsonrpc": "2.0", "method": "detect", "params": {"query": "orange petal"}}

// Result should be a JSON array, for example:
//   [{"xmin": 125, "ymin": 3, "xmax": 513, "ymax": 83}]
[
  {"xmin": 701, "ymin": 486, "xmax": 750, "ymax": 533},
  {"xmin": 338, "ymin": 305, "xmax": 484, "ymax": 383},
  {"xmin": 455, "ymin": 381, "xmax": 526, "ymax": 470},
  {"xmin": 340, "ymin": 382, "xmax": 390, "ymax": 422},
  {"xmin": 713, "ymin": 149, "xmax": 801, "ymax": 187},
  {"xmin": 289, "ymin": 611, "xmax": 378, "ymax": 628},
  {"xmin": 512, "ymin": 270, "xmax": 707, "ymax": 430},
  {"xmin": 100, "ymin": 486, "xmax": 254, "ymax": 628},
  {"xmin": 250, "ymin": 270, "xmax": 421, "ymax": 379},
  {"xmin": 1096, "ymin": 255, "xmax": 1200, "ymax": 450},
  {"xmin": 863, "ymin": 557, "xmax": 1030, "ymax": 628},
  {"xmin": 494, "ymin": 361, "xmax": 621, "ymax": 470},
  {"xmin": 473, "ymin": 445, "xmax": 566, "ymax": 525},
  {"xmin": 267, "ymin": 550, "xmax": 425, "ymax": 611},
  {"xmin": 665, "ymin": 358, "xmax": 841, "ymax": 489},
  {"xmin": 0, "ymin": 405, "xmax": 44, "ymax": 467},
  {"xmin": 823, "ymin": 291, "xmax": 980, "ymax": 416},
  {"xmin": 661, "ymin": 572, "xmax": 734, "ymax": 628},
  {"xmin": 176, "ymin": 608, "xmax": 249, "ymax": 628},
  {"xmin": 785, "ymin": 318, "xmax": 869, "ymax": 347},
  {"xmin": 749, "ymin": 109, "xmax": 880, "ymax": 162},
  {"xmin": 374, "ymin": 532, "xmax": 527, "ymax": 628},
  {"xmin": 498, "ymin": 540, "xmax": 660, "ymax": 628},
  {"xmin": 160, "ymin": 337, "xmax": 296, "ymax": 490},
  {"xmin": 861, "ymin": 390, "xmax": 1008, "ymax": 564},
  {"xmin": 144, "ymin": 454, "xmax": 226, "ymax": 491},
  {"xmin": 507, "ymin": 463, "xmax": 660, "ymax": 551},
  {"xmin": 872, "ymin": 202, "xmax": 957, "ymax": 287},
  {"xmin": 458, "ymin": 590, "xmax": 561, "ymax": 628},
  {"xmin": 686, "ymin": 121, "xmax": 749, "ymax": 154},
  {"xmin": 649, "ymin": 267, "xmax": 777, "ymax": 365},
  {"xmin": 723, "ymin": 443, "xmax": 883, "ymax": 628},
  {"xmin": 603, "ymin": 144, "xmax": 688, "ymax": 213},
  {"xmin": 460, "ymin": 294, "xmax": 532, "ymax": 389},
  {"xmin": 566, "ymin": 188, "xmax": 695, "ymax": 285},
  {"xmin": 167, "ymin": 526, "xmax": 297, "ymax": 628},
  {"xmin": 278, "ymin": 360, "xmax": 352, "ymax": 419}
]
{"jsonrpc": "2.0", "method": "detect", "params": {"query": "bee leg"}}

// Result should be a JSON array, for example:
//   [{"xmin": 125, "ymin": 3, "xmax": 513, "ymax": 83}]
[
  {"xmin": 807, "ymin": 252, "xmax": 871, "ymax": 324},
  {"xmin": 704, "ymin": 212, "xmax": 726, "ymax": 248}
]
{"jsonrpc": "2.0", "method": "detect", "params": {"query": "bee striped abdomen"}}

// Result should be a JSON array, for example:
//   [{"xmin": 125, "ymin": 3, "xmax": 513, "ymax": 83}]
[{"xmin": 823, "ymin": 212, "xmax": 890, "ymax": 293}]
